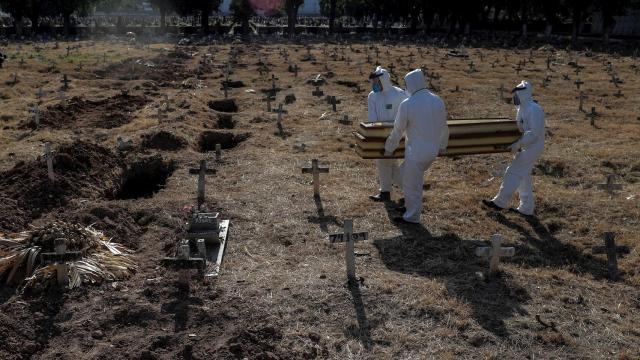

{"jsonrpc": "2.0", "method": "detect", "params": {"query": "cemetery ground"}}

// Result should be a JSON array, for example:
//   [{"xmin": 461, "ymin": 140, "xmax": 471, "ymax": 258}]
[{"xmin": 0, "ymin": 39, "xmax": 639, "ymax": 359}]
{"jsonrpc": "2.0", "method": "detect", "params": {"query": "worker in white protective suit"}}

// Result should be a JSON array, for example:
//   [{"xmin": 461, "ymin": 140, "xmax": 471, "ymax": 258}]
[
  {"xmin": 367, "ymin": 66, "xmax": 409, "ymax": 202},
  {"xmin": 483, "ymin": 80, "xmax": 545, "ymax": 216},
  {"xmin": 385, "ymin": 69, "xmax": 449, "ymax": 224}
]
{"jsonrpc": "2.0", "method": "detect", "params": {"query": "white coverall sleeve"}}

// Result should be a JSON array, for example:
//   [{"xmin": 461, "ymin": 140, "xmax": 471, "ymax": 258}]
[
  {"xmin": 518, "ymin": 110, "xmax": 544, "ymax": 147},
  {"xmin": 385, "ymin": 101, "xmax": 408, "ymax": 153},
  {"xmin": 367, "ymin": 94, "xmax": 378, "ymax": 122}
]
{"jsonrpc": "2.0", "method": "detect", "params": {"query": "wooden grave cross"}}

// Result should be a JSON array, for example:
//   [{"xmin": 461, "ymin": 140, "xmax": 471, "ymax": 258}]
[
  {"xmin": 339, "ymin": 114, "xmax": 352, "ymax": 125},
  {"xmin": 215, "ymin": 143, "xmax": 222, "ymax": 162},
  {"xmin": 475, "ymin": 234, "xmax": 515, "ymax": 275},
  {"xmin": 330, "ymin": 96, "xmax": 337, "ymax": 112},
  {"xmin": 275, "ymin": 103, "xmax": 286, "ymax": 137},
  {"xmin": 312, "ymin": 86, "xmax": 324, "ymax": 97},
  {"xmin": 61, "ymin": 74, "xmax": 71, "ymax": 90},
  {"xmin": 189, "ymin": 160, "xmax": 215, "ymax": 206},
  {"xmin": 43, "ymin": 142, "xmax": 55, "ymax": 181},
  {"xmin": 574, "ymin": 79, "xmax": 584, "ymax": 90},
  {"xmin": 578, "ymin": 91, "xmax": 587, "ymax": 112},
  {"xmin": 31, "ymin": 104, "xmax": 40, "ymax": 128},
  {"xmin": 40, "ymin": 238, "xmax": 83, "ymax": 287},
  {"xmin": 592, "ymin": 232, "xmax": 630, "ymax": 280},
  {"xmin": 19, "ymin": 57, "xmax": 25, "ymax": 68},
  {"xmin": 498, "ymin": 84, "xmax": 505, "ymax": 100},
  {"xmin": 597, "ymin": 174, "xmax": 623, "ymax": 196},
  {"xmin": 586, "ymin": 107, "xmax": 598, "ymax": 127},
  {"xmin": 546, "ymin": 56, "xmax": 552, "ymax": 70},
  {"xmin": 328, "ymin": 219, "xmax": 368, "ymax": 284},
  {"xmin": 301, "ymin": 159, "xmax": 329, "ymax": 197}
]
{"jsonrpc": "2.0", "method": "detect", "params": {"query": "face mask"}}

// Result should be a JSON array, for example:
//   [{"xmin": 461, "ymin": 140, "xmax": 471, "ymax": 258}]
[
  {"xmin": 372, "ymin": 83, "xmax": 382, "ymax": 93},
  {"xmin": 513, "ymin": 94, "xmax": 520, "ymax": 106}
]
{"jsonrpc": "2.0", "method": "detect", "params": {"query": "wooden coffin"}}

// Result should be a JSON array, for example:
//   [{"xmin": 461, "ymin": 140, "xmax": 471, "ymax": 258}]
[
  {"xmin": 359, "ymin": 118, "xmax": 520, "ymax": 139},
  {"xmin": 355, "ymin": 144, "xmax": 511, "ymax": 159},
  {"xmin": 354, "ymin": 118, "xmax": 520, "ymax": 159}
]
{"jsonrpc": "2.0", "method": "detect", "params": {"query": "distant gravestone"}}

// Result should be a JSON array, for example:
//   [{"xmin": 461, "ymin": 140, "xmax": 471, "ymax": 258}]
[{"xmin": 189, "ymin": 160, "xmax": 215, "ymax": 207}]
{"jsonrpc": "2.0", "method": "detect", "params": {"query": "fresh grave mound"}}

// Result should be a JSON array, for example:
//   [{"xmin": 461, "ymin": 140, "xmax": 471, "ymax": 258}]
[
  {"xmin": 208, "ymin": 99, "xmax": 238, "ymax": 113},
  {"xmin": 141, "ymin": 131, "xmax": 187, "ymax": 151},
  {"xmin": 26, "ymin": 94, "xmax": 150, "ymax": 129},
  {"xmin": 0, "ymin": 221, "xmax": 137, "ymax": 289},
  {"xmin": 198, "ymin": 131, "xmax": 250, "ymax": 152},
  {"xmin": 113, "ymin": 156, "xmax": 175, "ymax": 200},
  {"xmin": 0, "ymin": 141, "xmax": 122, "ymax": 232},
  {"xmin": 94, "ymin": 53, "xmax": 194, "ymax": 85}
]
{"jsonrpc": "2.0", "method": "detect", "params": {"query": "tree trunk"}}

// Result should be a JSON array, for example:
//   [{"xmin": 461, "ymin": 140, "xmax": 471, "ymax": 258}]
[
  {"xmin": 571, "ymin": 6, "xmax": 582, "ymax": 47},
  {"xmin": 160, "ymin": 8, "xmax": 167, "ymax": 32},
  {"xmin": 329, "ymin": 0, "xmax": 336, "ymax": 34},
  {"xmin": 287, "ymin": 7, "xmax": 297, "ymax": 38},
  {"xmin": 64, "ymin": 13, "xmax": 71, "ymax": 36},
  {"xmin": 545, "ymin": 23, "xmax": 553, "ymax": 39},
  {"xmin": 201, "ymin": 9, "xmax": 210, "ymax": 34}
]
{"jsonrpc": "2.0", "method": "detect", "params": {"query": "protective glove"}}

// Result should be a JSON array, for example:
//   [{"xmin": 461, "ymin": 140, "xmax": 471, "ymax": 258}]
[{"xmin": 508, "ymin": 140, "xmax": 522, "ymax": 154}]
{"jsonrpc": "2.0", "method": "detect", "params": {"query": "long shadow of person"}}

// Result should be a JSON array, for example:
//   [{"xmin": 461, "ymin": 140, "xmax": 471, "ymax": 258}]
[
  {"xmin": 487, "ymin": 211, "xmax": 609, "ymax": 279},
  {"xmin": 373, "ymin": 201, "xmax": 530, "ymax": 337},
  {"xmin": 161, "ymin": 283, "xmax": 203, "ymax": 332}
]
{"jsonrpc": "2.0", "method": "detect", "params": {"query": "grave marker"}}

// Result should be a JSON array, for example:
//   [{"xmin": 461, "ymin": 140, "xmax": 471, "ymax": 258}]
[
  {"xmin": 31, "ymin": 104, "xmax": 40, "ymax": 128},
  {"xmin": 312, "ymin": 86, "xmax": 324, "ymax": 97},
  {"xmin": 40, "ymin": 238, "xmax": 83, "ymax": 287},
  {"xmin": 215, "ymin": 143, "xmax": 222, "ymax": 162},
  {"xmin": 475, "ymin": 234, "xmax": 515, "ymax": 275},
  {"xmin": 43, "ymin": 142, "xmax": 54, "ymax": 181},
  {"xmin": 61, "ymin": 74, "xmax": 71, "ymax": 90},
  {"xmin": 189, "ymin": 160, "xmax": 215, "ymax": 207},
  {"xmin": 586, "ymin": 107, "xmax": 598, "ymax": 127},
  {"xmin": 574, "ymin": 79, "xmax": 584, "ymax": 90},
  {"xmin": 301, "ymin": 159, "xmax": 329, "ymax": 198},
  {"xmin": 592, "ymin": 232, "xmax": 630, "ymax": 280},
  {"xmin": 578, "ymin": 91, "xmax": 587, "ymax": 112},
  {"xmin": 328, "ymin": 219, "xmax": 368, "ymax": 283},
  {"xmin": 597, "ymin": 174, "xmax": 623, "ymax": 196}
]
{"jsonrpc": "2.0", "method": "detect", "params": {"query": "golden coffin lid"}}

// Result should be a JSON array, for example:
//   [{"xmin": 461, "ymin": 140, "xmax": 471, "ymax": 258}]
[
  {"xmin": 355, "ymin": 144, "xmax": 510, "ymax": 159},
  {"xmin": 358, "ymin": 119, "xmax": 520, "ymax": 139},
  {"xmin": 354, "ymin": 131, "xmax": 519, "ymax": 149}
]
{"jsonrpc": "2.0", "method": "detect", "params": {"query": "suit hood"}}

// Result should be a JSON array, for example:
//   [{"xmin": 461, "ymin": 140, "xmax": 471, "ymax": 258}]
[
  {"xmin": 513, "ymin": 80, "xmax": 533, "ymax": 105},
  {"xmin": 404, "ymin": 69, "xmax": 427, "ymax": 96}
]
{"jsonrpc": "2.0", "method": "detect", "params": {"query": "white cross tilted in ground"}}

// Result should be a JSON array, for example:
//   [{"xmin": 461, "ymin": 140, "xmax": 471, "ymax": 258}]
[
  {"xmin": 475, "ymin": 234, "xmax": 515, "ymax": 275},
  {"xmin": 301, "ymin": 159, "xmax": 329, "ymax": 198},
  {"xmin": 189, "ymin": 160, "xmax": 215, "ymax": 207},
  {"xmin": 328, "ymin": 219, "xmax": 368, "ymax": 284}
]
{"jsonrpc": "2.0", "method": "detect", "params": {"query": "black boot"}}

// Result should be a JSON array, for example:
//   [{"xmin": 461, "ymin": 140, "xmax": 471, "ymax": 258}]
[
  {"xmin": 369, "ymin": 191, "xmax": 391, "ymax": 202},
  {"xmin": 482, "ymin": 199, "xmax": 505, "ymax": 211}
]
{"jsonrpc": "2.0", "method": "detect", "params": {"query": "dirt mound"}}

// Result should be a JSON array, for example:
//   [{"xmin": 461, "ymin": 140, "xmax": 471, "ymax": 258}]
[
  {"xmin": 198, "ymin": 131, "xmax": 250, "ymax": 152},
  {"xmin": 0, "ymin": 141, "xmax": 122, "ymax": 232},
  {"xmin": 208, "ymin": 99, "xmax": 238, "ymax": 113},
  {"xmin": 210, "ymin": 326, "xmax": 287, "ymax": 360},
  {"xmin": 141, "ymin": 131, "xmax": 187, "ymax": 151},
  {"xmin": 55, "ymin": 205, "xmax": 148, "ymax": 249},
  {"xmin": 95, "ymin": 55, "xmax": 193, "ymax": 86},
  {"xmin": 26, "ymin": 94, "xmax": 150, "ymax": 129}
]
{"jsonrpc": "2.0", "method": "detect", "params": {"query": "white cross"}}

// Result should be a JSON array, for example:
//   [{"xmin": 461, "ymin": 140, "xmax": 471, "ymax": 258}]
[
  {"xmin": 475, "ymin": 234, "xmax": 515, "ymax": 275},
  {"xmin": 301, "ymin": 159, "xmax": 329, "ymax": 198}
]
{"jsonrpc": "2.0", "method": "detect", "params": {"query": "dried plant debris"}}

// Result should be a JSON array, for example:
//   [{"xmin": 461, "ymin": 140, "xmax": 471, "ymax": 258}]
[{"xmin": 0, "ymin": 221, "xmax": 137, "ymax": 289}]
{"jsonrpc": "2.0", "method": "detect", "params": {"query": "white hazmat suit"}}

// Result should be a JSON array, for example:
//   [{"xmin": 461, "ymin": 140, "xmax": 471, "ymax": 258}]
[
  {"xmin": 367, "ymin": 67, "xmax": 408, "ymax": 199},
  {"xmin": 490, "ymin": 80, "xmax": 545, "ymax": 215},
  {"xmin": 385, "ymin": 69, "xmax": 449, "ymax": 223}
]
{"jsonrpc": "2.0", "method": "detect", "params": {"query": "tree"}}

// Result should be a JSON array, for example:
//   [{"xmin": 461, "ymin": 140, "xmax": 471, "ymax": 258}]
[
  {"xmin": 283, "ymin": 0, "xmax": 304, "ymax": 38},
  {"xmin": 230, "ymin": 0, "xmax": 255, "ymax": 37},
  {"xmin": 150, "ymin": 0, "xmax": 173, "ymax": 32},
  {"xmin": 171, "ymin": 0, "xmax": 222, "ymax": 34}
]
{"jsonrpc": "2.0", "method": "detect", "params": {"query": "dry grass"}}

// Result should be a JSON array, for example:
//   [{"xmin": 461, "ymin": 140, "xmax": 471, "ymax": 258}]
[{"xmin": 0, "ymin": 39, "xmax": 638, "ymax": 359}]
